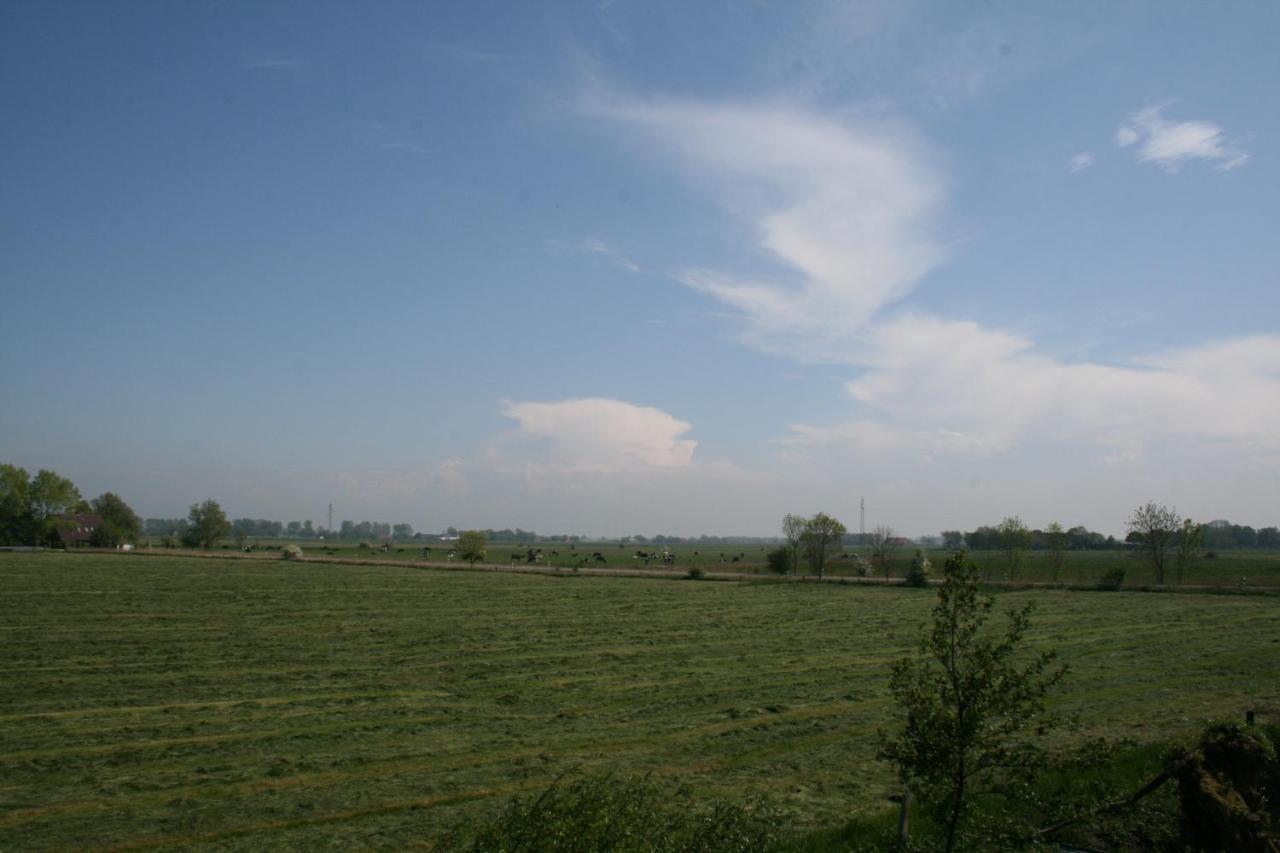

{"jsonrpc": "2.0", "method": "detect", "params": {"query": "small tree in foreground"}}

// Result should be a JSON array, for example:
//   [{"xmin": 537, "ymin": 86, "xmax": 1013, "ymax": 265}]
[
  {"xmin": 1175, "ymin": 517, "xmax": 1203, "ymax": 585},
  {"xmin": 879, "ymin": 551, "xmax": 1067, "ymax": 853},
  {"xmin": 1045, "ymin": 521, "xmax": 1066, "ymax": 582},
  {"xmin": 457, "ymin": 530, "xmax": 486, "ymax": 567}
]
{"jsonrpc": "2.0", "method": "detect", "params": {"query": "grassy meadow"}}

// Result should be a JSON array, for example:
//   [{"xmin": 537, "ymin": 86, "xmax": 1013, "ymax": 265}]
[{"xmin": 2, "ymin": 550, "xmax": 1278, "ymax": 850}]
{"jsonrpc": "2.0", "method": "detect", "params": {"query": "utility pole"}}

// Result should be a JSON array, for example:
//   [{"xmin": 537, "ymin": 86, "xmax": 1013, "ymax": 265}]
[
  {"xmin": 860, "ymin": 496, "xmax": 865, "ymax": 537},
  {"xmin": 328, "ymin": 502, "xmax": 333, "ymax": 534}
]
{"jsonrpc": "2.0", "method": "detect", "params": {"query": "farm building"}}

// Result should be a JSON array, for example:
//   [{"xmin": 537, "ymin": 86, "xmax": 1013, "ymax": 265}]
[{"xmin": 51, "ymin": 513, "xmax": 103, "ymax": 548}]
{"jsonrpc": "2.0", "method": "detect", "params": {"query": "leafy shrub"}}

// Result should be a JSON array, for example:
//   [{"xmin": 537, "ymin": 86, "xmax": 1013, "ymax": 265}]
[
  {"xmin": 686, "ymin": 566, "xmax": 706, "ymax": 580},
  {"xmin": 438, "ymin": 773, "xmax": 787, "ymax": 852},
  {"xmin": 851, "ymin": 555, "xmax": 871, "ymax": 577},
  {"xmin": 765, "ymin": 547, "xmax": 791, "ymax": 575},
  {"xmin": 1097, "ymin": 567, "xmax": 1126, "ymax": 590},
  {"xmin": 904, "ymin": 550, "xmax": 931, "ymax": 587},
  {"xmin": 357, "ymin": 540, "xmax": 371, "ymax": 550},
  {"xmin": 281, "ymin": 544, "xmax": 303, "ymax": 560}
]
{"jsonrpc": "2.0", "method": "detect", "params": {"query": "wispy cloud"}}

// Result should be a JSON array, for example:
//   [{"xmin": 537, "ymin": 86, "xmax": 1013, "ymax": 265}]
[
  {"xmin": 580, "ymin": 237, "xmax": 641, "ymax": 273},
  {"xmin": 1069, "ymin": 151, "xmax": 1094, "ymax": 172},
  {"xmin": 1116, "ymin": 105, "xmax": 1248, "ymax": 171},
  {"xmin": 581, "ymin": 93, "xmax": 947, "ymax": 362}
]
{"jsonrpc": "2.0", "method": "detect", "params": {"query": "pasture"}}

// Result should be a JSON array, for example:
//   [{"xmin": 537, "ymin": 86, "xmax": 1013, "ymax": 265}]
[{"xmin": 2, "ymin": 551, "xmax": 1278, "ymax": 850}]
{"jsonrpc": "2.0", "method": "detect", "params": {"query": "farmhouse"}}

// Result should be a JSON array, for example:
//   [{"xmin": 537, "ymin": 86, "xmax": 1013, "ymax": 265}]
[{"xmin": 51, "ymin": 513, "xmax": 103, "ymax": 548}]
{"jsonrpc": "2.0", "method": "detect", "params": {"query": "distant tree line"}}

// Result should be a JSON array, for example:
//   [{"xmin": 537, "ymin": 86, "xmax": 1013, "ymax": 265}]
[{"xmin": 941, "ymin": 523, "xmax": 1117, "ymax": 551}]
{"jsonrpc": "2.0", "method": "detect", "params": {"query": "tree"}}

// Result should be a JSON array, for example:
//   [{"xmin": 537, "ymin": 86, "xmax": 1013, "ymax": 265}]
[
  {"xmin": 28, "ymin": 469, "xmax": 82, "ymax": 545},
  {"xmin": 1044, "ymin": 522, "xmax": 1066, "ymax": 582},
  {"xmin": 941, "ymin": 530, "xmax": 964, "ymax": 549},
  {"xmin": 183, "ymin": 499, "xmax": 230, "ymax": 550},
  {"xmin": 0, "ymin": 464, "xmax": 32, "ymax": 545},
  {"xmin": 782, "ymin": 514, "xmax": 805, "ymax": 580},
  {"xmin": 457, "ymin": 530, "xmax": 486, "ymax": 567},
  {"xmin": 1127, "ymin": 501, "xmax": 1180, "ymax": 584},
  {"xmin": 869, "ymin": 526, "xmax": 900, "ymax": 580},
  {"xmin": 765, "ymin": 547, "xmax": 791, "ymax": 576},
  {"xmin": 879, "ymin": 552, "xmax": 1067, "ymax": 852},
  {"xmin": 996, "ymin": 516, "xmax": 1030, "ymax": 580},
  {"xmin": 89, "ymin": 492, "xmax": 141, "ymax": 547},
  {"xmin": 1175, "ymin": 518, "xmax": 1204, "ymax": 585},
  {"xmin": 801, "ymin": 512, "xmax": 846, "ymax": 580}
]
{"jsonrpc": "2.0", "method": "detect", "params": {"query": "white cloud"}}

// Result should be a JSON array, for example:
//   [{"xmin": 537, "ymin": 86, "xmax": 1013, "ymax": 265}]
[
  {"xmin": 785, "ymin": 316, "xmax": 1280, "ymax": 460},
  {"xmin": 1069, "ymin": 151, "xmax": 1094, "ymax": 172},
  {"xmin": 581, "ymin": 94, "xmax": 946, "ymax": 361},
  {"xmin": 499, "ymin": 397, "xmax": 696, "ymax": 471},
  {"xmin": 1115, "ymin": 105, "xmax": 1248, "ymax": 171}
]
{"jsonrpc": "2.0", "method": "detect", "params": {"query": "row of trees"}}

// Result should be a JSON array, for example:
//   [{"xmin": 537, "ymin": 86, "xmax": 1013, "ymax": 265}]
[
  {"xmin": 778, "ymin": 512, "xmax": 848, "ymax": 579},
  {"xmin": 0, "ymin": 463, "xmax": 142, "ymax": 547}
]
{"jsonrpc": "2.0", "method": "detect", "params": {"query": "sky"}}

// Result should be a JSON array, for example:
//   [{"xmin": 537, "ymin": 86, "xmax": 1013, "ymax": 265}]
[{"xmin": 3, "ymin": 1, "xmax": 1278, "ymax": 538}]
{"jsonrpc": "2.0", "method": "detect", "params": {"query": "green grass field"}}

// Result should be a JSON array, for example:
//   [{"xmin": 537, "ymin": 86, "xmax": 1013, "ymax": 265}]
[{"xmin": 2, "ymin": 551, "xmax": 1278, "ymax": 850}]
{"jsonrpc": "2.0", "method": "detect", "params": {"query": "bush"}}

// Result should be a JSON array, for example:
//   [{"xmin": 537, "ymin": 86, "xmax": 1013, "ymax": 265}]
[
  {"xmin": 904, "ymin": 550, "xmax": 931, "ymax": 587},
  {"xmin": 357, "ymin": 540, "xmax": 371, "ymax": 550},
  {"xmin": 686, "ymin": 566, "xmax": 706, "ymax": 580},
  {"xmin": 438, "ymin": 773, "xmax": 787, "ymax": 852},
  {"xmin": 281, "ymin": 544, "xmax": 303, "ymax": 560},
  {"xmin": 851, "ymin": 555, "xmax": 871, "ymax": 577},
  {"xmin": 765, "ymin": 547, "xmax": 791, "ymax": 575},
  {"xmin": 1097, "ymin": 567, "xmax": 1126, "ymax": 590}
]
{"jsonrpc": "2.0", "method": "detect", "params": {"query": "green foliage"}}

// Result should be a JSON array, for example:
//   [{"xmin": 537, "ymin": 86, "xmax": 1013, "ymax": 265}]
[
  {"xmin": 686, "ymin": 566, "xmax": 706, "ymax": 580},
  {"xmin": 1045, "ymin": 522, "xmax": 1066, "ymax": 582},
  {"xmin": 89, "ymin": 492, "xmax": 141, "ymax": 547},
  {"xmin": 1175, "ymin": 517, "xmax": 1204, "ymax": 585},
  {"xmin": 0, "ymin": 464, "xmax": 82, "ymax": 546},
  {"xmin": 996, "ymin": 516, "xmax": 1031, "ymax": 580},
  {"xmin": 1097, "ymin": 567, "xmax": 1126, "ymax": 591},
  {"xmin": 879, "ymin": 551, "xmax": 1067, "ymax": 852},
  {"xmin": 801, "ymin": 512, "xmax": 846, "ymax": 580},
  {"xmin": 439, "ymin": 773, "xmax": 787, "ymax": 853},
  {"xmin": 458, "ymin": 530, "xmax": 487, "ymax": 566},
  {"xmin": 904, "ymin": 550, "xmax": 931, "ymax": 587},
  {"xmin": 280, "ymin": 544, "xmax": 303, "ymax": 560},
  {"xmin": 766, "ymin": 547, "xmax": 791, "ymax": 576},
  {"xmin": 182, "ymin": 499, "xmax": 230, "ymax": 550}
]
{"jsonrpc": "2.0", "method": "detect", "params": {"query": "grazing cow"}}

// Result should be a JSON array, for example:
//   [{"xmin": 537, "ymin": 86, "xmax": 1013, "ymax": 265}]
[{"xmin": 592, "ymin": 552, "xmax": 607, "ymax": 564}]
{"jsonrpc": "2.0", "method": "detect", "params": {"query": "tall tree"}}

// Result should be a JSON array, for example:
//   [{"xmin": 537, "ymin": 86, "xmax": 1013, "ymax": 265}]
[
  {"xmin": 870, "ymin": 525, "xmax": 900, "ymax": 580},
  {"xmin": 997, "ymin": 516, "xmax": 1031, "ymax": 580},
  {"xmin": 801, "ymin": 512, "xmax": 846, "ymax": 580},
  {"xmin": 0, "ymin": 464, "xmax": 32, "ymax": 545},
  {"xmin": 1127, "ymin": 501, "xmax": 1180, "ymax": 584},
  {"xmin": 1175, "ymin": 518, "xmax": 1204, "ymax": 585},
  {"xmin": 28, "ymin": 469, "xmax": 82, "ymax": 544},
  {"xmin": 781, "ymin": 513, "xmax": 806, "ymax": 577},
  {"xmin": 879, "ymin": 552, "xmax": 1066, "ymax": 853},
  {"xmin": 183, "ymin": 500, "xmax": 230, "ymax": 550},
  {"xmin": 90, "ymin": 492, "xmax": 142, "ymax": 546},
  {"xmin": 1044, "ymin": 522, "xmax": 1066, "ymax": 582}
]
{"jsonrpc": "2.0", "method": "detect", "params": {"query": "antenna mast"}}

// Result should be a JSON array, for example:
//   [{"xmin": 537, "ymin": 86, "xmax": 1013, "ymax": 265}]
[
  {"xmin": 328, "ymin": 502, "xmax": 333, "ymax": 534},
  {"xmin": 860, "ymin": 496, "xmax": 865, "ymax": 537}
]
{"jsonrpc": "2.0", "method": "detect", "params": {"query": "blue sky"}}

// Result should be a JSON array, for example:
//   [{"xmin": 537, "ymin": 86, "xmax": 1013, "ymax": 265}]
[{"xmin": 3, "ymin": 1, "xmax": 1278, "ymax": 537}]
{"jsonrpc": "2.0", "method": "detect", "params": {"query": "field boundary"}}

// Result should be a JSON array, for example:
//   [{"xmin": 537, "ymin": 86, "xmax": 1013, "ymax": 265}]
[{"xmin": 54, "ymin": 547, "xmax": 1280, "ymax": 596}]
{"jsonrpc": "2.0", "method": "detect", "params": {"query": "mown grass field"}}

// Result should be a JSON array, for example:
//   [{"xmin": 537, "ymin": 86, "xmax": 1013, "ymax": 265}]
[{"xmin": 2, "ymin": 551, "xmax": 1278, "ymax": 850}]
